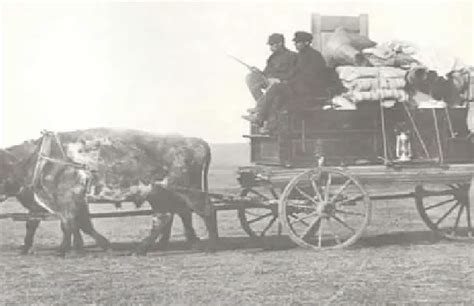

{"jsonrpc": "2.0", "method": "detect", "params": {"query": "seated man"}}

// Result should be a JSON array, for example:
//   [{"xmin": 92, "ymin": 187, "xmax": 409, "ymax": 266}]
[
  {"xmin": 287, "ymin": 31, "xmax": 331, "ymax": 109},
  {"xmin": 242, "ymin": 33, "xmax": 297, "ymax": 131}
]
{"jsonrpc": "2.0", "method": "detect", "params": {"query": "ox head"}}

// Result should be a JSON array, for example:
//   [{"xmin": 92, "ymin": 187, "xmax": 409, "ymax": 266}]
[
  {"xmin": 0, "ymin": 140, "xmax": 39, "ymax": 202},
  {"xmin": 0, "ymin": 149, "xmax": 22, "ymax": 202}
]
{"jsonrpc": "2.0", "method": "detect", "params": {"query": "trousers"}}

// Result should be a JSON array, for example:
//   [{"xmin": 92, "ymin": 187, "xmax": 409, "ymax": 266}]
[
  {"xmin": 245, "ymin": 71, "xmax": 268, "ymax": 101},
  {"xmin": 255, "ymin": 83, "xmax": 290, "ymax": 123}
]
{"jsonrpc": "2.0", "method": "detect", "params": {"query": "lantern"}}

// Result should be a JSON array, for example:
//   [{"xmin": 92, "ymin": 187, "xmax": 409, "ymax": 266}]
[{"xmin": 396, "ymin": 131, "xmax": 412, "ymax": 162}]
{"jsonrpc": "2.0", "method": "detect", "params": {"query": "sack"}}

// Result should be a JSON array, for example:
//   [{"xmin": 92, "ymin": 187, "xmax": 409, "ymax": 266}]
[
  {"xmin": 348, "ymin": 89, "xmax": 409, "ymax": 102},
  {"xmin": 323, "ymin": 27, "xmax": 376, "ymax": 67},
  {"xmin": 336, "ymin": 66, "xmax": 408, "ymax": 82},
  {"xmin": 343, "ymin": 78, "xmax": 406, "ymax": 91}
]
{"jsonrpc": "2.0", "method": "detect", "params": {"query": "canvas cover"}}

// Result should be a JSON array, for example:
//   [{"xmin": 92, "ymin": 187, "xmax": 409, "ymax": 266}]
[{"xmin": 323, "ymin": 27, "xmax": 376, "ymax": 67}]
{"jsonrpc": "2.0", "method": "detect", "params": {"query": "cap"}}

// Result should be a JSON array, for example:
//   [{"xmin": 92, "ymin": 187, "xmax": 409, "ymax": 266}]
[
  {"xmin": 267, "ymin": 33, "xmax": 284, "ymax": 45},
  {"xmin": 293, "ymin": 31, "xmax": 313, "ymax": 43}
]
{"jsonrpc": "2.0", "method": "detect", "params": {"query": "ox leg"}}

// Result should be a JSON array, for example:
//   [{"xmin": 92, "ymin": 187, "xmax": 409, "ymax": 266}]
[
  {"xmin": 134, "ymin": 212, "xmax": 173, "ymax": 255},
  {"xmin": 72, "ymin": 229, "xmax": 84, "ymax": 251},
  {"xmin": 57, "ymin": 220, "xmax": 73, "ymax": 257},
  {"xmin": 156, "ymin": 213, "xmax": 174, "ymax": 250},
  {"xmin": 179, "ymin": 211, "xmax": 200, "ymax": 245},
  {"xmin": 77, "ymin": 205, "xmax": 110, "ymax": 251},
  {"xmin": 21, "ymin": 220, "xmax": 40, "ymax": 255},
  {"xmin": 203, "ymin": 211, "xmax": 218, "ymax": 252},
  {"xmin": 70, "ymin": 223, "xmax": 85, "ymax": 256}
]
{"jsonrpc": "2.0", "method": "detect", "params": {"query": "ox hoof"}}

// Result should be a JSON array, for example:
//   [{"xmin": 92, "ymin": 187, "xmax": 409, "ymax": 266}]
[
  {"xmin": 19, "ymin": 246, "xmax": 35, "ymax": 255},
  {"xmin": 155, "ymin": 241, "xmax": 169, "ymax": 251},
  {"xmin": 104, "ymin": 247, "xmax": 114, "ymax": 255},
  {"xmin": 56, "ymin": 251, "xmax": 67, "ymax": 258},
  {"xmin": 185, "ymin": 237, "xmax": 201, "ymax": 250},
  {"xmin": 62, "ymin": 250, "xmax": 86, "ymax": 258},
  {"xmin": 203, "ymin": 241, "xmax": 217, "ymax": 253},
  {"xmin": 56, "ymin": 246, "xmax": 70, "ymax": 258},
  {"xmin": 190, "ymin": 241, "xmax": 202, "ymax": 251},
  {"xmin": 73, "ymin": 248, "xmax": 87, "ymax": 255},
  {"xmin": 130, "ymin": 248, "xmax": 148, "ymax": 256}
]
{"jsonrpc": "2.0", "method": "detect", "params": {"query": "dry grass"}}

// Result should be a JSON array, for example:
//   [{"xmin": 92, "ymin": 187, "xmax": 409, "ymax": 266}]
[{"xmin": 1, "ymin": 145, "xmax": 473, "ymax": 304}]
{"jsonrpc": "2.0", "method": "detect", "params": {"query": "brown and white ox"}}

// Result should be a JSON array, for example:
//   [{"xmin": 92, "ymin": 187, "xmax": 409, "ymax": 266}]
[{"xmin": 0, "ymin": 128, "xmax": 214, "ymax": 255}]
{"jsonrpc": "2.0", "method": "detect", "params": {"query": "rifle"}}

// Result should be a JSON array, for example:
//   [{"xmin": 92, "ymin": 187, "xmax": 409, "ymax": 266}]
[
  {"xmin": 227, "ymin": 54, "xmax": 264, "ymax": 75},
  {"xmin": 227, "ymin": 54, "xmax": 269, "ymax": 88}
]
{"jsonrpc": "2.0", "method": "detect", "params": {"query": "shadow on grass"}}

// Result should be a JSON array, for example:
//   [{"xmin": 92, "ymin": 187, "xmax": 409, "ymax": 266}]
[
  {"xmin": 0, "ymin": 230, "xmax": 448, "ymax": 256},
  {"xmin": 95, "ymin": 229, "xmax": 443, "ymax": 255},
  {"xmin": 355, "ymin": 230, "xmax": 442, "ymax": 249}
]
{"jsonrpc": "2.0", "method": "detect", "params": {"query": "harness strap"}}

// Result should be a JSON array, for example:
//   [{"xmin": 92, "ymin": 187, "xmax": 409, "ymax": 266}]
[
  {"xmin": 53, "ymin": 132, "xmax": 67, "ymax": 159},
  {"xmin": 30, "ymin": 131, "xmax": 89, "ymax": 215},
  {"xmin": 38, "ymin": 154, "xmax": 88, "ymax": 170},
  {"xmin": 33, "ymin": 192, "xmax": 56, "ymax": 214}
]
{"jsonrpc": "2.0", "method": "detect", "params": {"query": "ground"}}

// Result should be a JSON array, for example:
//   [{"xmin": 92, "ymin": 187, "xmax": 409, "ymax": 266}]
[{"xmin": 1, "ymin": 144, "xmax": 473, "ymax": 304}]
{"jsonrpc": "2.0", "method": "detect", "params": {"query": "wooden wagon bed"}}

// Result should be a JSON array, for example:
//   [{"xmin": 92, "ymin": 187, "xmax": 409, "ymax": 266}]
[{"xmin": 258, "ymin": 163, "xmax": 474, "ymax": 186}]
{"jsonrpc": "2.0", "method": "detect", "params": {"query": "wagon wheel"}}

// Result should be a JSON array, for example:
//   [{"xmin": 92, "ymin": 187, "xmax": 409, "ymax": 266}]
[
  {"xmin": 415, "ymin": 181, "xmax": 473, "ymax": 240},
  {"xmin": 238, "ymin": 186, "xmax": 283, "ymax": 238},
  {"xmin": 279, "ymin": 168, "xmax": 371, "ymax": 250}
]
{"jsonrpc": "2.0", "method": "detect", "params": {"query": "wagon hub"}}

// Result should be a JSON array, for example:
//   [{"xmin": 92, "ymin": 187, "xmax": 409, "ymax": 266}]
[{"xmin": 316, "ymin": 200, "xmax": 334, "ymax": 217}]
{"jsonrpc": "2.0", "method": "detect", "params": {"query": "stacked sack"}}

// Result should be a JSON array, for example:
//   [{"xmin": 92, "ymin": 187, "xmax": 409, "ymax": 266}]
[
  {"xmin": 322, "ymin": 28, "xmax": 412, "ymax": 109},
  {"xmin": 332, "ymin": 66, "xmax": 408, "ymax": 109}
]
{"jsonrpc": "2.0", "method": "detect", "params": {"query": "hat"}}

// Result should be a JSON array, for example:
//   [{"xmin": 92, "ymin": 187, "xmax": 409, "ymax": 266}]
[
  {"xmin": 267, "ymin": 33, "xmax": 284, "ymax": 45},
  {"xmin": 293, "ymin": 31, "xmax": 313, "ymax": 43}
]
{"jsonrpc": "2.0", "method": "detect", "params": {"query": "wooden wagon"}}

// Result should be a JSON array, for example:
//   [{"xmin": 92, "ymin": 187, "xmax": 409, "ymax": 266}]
[{"xmin": 209, "ymin": 13, "xmax": 474, "ymax": 249}]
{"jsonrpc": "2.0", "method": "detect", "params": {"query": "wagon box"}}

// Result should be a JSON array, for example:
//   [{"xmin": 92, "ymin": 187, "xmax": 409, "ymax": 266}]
[{"xmin": 248, "ymin": 106, "xmax": 473, "ymax": 167}]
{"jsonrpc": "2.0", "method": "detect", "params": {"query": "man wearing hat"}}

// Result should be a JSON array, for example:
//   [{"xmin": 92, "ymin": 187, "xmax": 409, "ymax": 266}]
[
  {"xmin": 242, "ymin": 33, "xmax": 297, "ymax": 131},
  {"xmin": 245, "ymin": 33, "xmax": 297, "ymax": 102},
  {"xmin": 288, "ymin": 31, "xmax": 330, "ymax": 107}
]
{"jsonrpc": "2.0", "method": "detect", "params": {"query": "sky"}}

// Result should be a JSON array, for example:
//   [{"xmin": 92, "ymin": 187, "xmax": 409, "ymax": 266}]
[{"xmin": 1, "ymin": 0, "xmax": 473, "ymax": 147}]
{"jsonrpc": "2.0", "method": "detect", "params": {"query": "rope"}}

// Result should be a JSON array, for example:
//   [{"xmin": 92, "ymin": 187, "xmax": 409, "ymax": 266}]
[
  {"xmin": 53, "ymin": 132, "xmax": 67, "ymax": 159},
  {"xmin": 378, "ymin": 70, "xmax": 389, "ymax": 164},
  {"xmin": 402, "ymin": 102, "xmax": 431, "ymax": 158},
  {"xmin": 432, "ymin": 109, "xmax": 444, "ymax": 164},
  {"xmin": 444, "ymin": 107, "xmax": 455, "ymax": 138}
]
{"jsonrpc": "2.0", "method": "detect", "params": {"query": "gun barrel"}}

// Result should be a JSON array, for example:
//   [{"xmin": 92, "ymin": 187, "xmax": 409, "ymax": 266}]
[{"xmin": 227, "ymin": 54, "xmax": 253, "ymax": 70}]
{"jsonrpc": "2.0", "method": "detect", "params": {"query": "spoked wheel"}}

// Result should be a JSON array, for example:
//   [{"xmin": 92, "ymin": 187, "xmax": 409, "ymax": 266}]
[
  {"xmin": 279, "ymin": 168, "xmax": 371, "ymax": 250},
  {"xmin": 238, "ymin": 186, "xmax": 282, "ymax": 238},
  {"xmin": 415, "ymin": 181, "xmax": 473, "ymax": 240}
]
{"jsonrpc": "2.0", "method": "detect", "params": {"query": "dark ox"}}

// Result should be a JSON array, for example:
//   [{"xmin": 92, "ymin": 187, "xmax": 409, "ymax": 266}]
[
  {"xmin": 0, "ymin": 135, "xmax": 110, "ymax": 255},
  {"xmin": 0, "ymin": 128, "xmax": 214, "ymax": 255}
]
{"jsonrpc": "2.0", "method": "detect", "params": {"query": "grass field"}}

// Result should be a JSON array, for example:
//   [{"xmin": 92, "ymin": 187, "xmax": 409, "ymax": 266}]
[{"xmin": 1, "ymin": 143, "xmax": 473, "ymax": 304}]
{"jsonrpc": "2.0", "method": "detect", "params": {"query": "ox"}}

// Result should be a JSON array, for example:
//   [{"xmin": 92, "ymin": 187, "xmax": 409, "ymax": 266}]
[
  {"xmin": 0, "ymin": 134, "xmax": 111, "ymax": 255},
  {"xmin": 0, "ymin": 128, "xmax": 215, "ymax": 255},
  {"xmin": 0, "ymin": 137, "xmax": 110, "ymax": 255}
]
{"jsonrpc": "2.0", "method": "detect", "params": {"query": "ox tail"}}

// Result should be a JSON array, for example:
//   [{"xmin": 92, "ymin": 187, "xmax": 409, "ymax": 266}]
[{"xmin": 201, "ymin": 143, "xmax": 211, "ymax": 193}]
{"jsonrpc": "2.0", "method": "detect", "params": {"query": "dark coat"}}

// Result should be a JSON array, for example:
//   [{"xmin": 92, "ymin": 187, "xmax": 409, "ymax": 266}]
[
  {"xmin": 263, "ymin": 47, "xmax": 297, "ymax": 81},
  {"xmin": 288, "ymin": 45, "xmax": 328, "ymax": 100}
]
